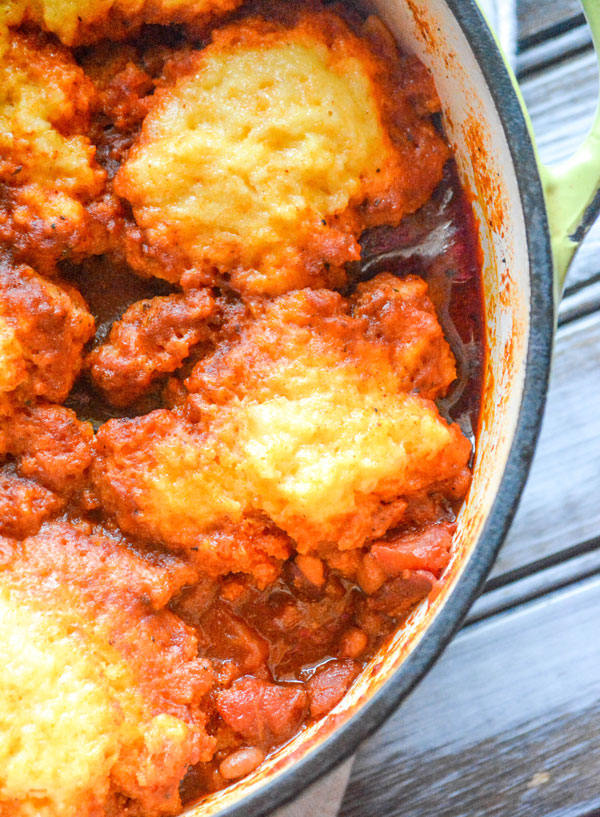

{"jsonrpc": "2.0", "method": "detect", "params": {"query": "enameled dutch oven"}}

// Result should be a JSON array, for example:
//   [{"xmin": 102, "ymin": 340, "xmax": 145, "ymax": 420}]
[{"xmin": 186, "ymin": 2, "xmax": 600, "ymax": 814}]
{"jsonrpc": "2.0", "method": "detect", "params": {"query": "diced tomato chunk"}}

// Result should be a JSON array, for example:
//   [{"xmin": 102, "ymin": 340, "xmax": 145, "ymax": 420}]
[
  {"xmin": 306, "ymin": 659, "xmax": 360, "ymax": 719},
  {"xmin": 370, "ymin": 524, "xmax": 453, "ymax": 578},
  {"xmin": 217, "ymin": 677, "xmax": 307, "ymax": 747}
]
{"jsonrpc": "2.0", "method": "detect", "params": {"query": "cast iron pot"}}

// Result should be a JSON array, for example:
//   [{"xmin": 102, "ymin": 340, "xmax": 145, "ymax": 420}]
[{"xmin": 186, "ymin": 1, "xmax": 600, "ymax": 814}]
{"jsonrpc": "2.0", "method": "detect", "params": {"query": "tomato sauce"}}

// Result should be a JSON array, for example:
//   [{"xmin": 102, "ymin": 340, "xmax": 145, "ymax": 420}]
[{"xmin": 358, "ymin": 161, "xmax": 485, "ymax": 442}]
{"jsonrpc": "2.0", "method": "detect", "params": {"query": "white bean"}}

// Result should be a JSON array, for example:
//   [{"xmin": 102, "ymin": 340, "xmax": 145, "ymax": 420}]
[{"xmin": 219, "ymin": 746, "xmax": 266, "ymax": 780}]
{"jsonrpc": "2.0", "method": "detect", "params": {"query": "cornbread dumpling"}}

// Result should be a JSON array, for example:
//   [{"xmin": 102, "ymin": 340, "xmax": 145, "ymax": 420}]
[
  {"xmin": 93, "ymin": 275, "xmax": 470, "ymax": 575},
  {"xmin": 94, "ymin": 409, "xmax": 293, "ymax": 588},
  {"xmin": 115, "ymin": 8, "xmax": 450, "ymax": 294},
  {"xmin": 0, "ymin": 29, "xmax": 106, "ymax": 271},
  {"xmin": 2, "ymin": 0, "xmax": 243, "ymax": 45},
  {"xmin": 0, "ymin": 522, "xmax": 215, "ymax": 817},
  {"xmin": 0, "ymin": 259, "xmax": 95, "ymax": 404}
]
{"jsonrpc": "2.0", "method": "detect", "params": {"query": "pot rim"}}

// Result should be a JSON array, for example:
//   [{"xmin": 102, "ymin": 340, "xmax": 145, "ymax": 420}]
[{"xmin": 196, "ymin": 2, "xmax": 556, "ymax": 815}]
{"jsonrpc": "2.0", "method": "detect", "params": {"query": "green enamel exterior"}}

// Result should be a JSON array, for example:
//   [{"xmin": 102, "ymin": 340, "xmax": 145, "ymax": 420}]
[
  {"xmin": 542, "ymin": 0, "xmax": 600, "ymax": 297},
  {"xmin": 477, "ymin": 0, "xmax": 600, "ymax": 306}
]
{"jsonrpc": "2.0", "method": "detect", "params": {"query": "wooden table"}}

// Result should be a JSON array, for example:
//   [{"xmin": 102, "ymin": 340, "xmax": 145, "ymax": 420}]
[{"xmin": 339, "ymin": 4, "xmax": 600, "ymax": 815}]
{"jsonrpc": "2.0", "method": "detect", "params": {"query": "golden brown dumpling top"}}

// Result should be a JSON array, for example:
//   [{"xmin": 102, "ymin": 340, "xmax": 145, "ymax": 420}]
[
  {"xmin": 0, "ymin": 29, "xmax": 106, "ymax": 271},
  {"xmin": 115, "ymin": 8, "xmax": 449, "ymax": 294},
  {"xmin": 0, "ymin": 522, "xmax": 214, "ymax": 817}
]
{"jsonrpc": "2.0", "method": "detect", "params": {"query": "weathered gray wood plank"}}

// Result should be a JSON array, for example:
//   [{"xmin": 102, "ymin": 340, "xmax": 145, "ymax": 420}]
[
  {"xmin": 558, "ymin": 277, "xmax": 600, "ymax": 325},
  {"xmin": 469, "ymin": 546, "xmax": 600, "ymax": 622},
  {"xmin": 488, "ymin": 310, "xmax": 600, "ymax": 582},
  {"xmin": 517, "ymin": 22, "xmax": 593, "ymax": 77},
  {"xmin": 341, "ymin": 575, "xmax": 600, "ymax": 817},
  {"xmin": 521, "ymin": 50, "xmax": 598, "ymax": 169},
  {"xmin": 517, "ymin": 0, "xmax": 583, "ymax": 45}
]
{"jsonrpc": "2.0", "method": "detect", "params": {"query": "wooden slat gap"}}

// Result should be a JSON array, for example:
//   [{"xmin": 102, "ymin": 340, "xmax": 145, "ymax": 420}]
[
  {"xmin": 482, "ymin": 533, "xmax": 600, "ymax": 594},
  {"xmin": 518, "ymin": 12, "xmax": 586, "ymax": 52},
  {"xmin": 559, "ymin": 278, "xmax": 600, "ymax": 326},
  {"xmin": 466, "ymin": 548, "xmax": 600, "ymax": 625},
  {"xmin": 563, "ymin": 270, "xmax": 600, "ymax": 300},
  {"xmin": 462, "ymin": 570, "xmax": 600, "ymax": 635},
  {"xmin": 517, "ymin": 0, "xmax": 583, "ymax": 45},
  {"xmin": 517, "ymin": 28, "xmax": 593, "ymax": 79}
]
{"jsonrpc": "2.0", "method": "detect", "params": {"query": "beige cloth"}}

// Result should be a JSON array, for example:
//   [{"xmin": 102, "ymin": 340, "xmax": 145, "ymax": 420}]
[{"xmin": 272, "ymin": 758, "xmax": 354, "ymax": 817}]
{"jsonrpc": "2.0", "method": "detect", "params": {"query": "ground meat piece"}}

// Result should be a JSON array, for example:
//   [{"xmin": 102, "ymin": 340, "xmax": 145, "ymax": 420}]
[
  {"xmin": 194, "ymin": 603, "xmax": 270, "ymax": 675},
  {"xmin": 88, "ymin": 288, "xmax": 216, "ymax": 406},
  {"xmin": 169, "ymin": 576, "xmax": 219, "ymax": 628},
  {"xmin": 237, "ymin": 573, "xmax": 358, "ymax": 679},
  {"xmin": 370, "ymin": 523, "xmax": 454, "ymax": 579},
  {"xmin": 306, "ymin": 659, "xmax": 361, "ymax": 718},
  {"xmin": 85, "ymin": 45, "xmax": 156, "ymax": 132},
  {"xmin": 0, "ymin": 259, "xmax": 95, "ymax": 404},
  {"xmin": 351, "ymin": 273, "xmax": 457, "ymax": 400},
  {"xmin": 0, "ymin": 520, "xmax": 214, "ymax": 817},
  {"xmin": 368, "ymin": 571, "xmax": 434, "ymax": 618},
  {"xmin": 0, "ymin": 30, "xmax": 108, "ymax": 271},
  {"xmin": 0, "ymin": 467, "xmax": 63, "ymax": 538},
  {"xmin": 114, "ymin": 6, "xmax": 449, "ymax": 293},
  {"xmin": 217, "ymin": 677, "xmax": 307, "ymax": 748},
  {"xmin": 5, "ymin": 403, "xmax": 94, "ymax": 496}
]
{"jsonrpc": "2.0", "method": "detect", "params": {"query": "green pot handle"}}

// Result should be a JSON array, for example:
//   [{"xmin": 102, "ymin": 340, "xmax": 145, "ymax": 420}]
[{"xmin": 541, "ymin": 0, "xmax": 600, "ymax": 299}]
